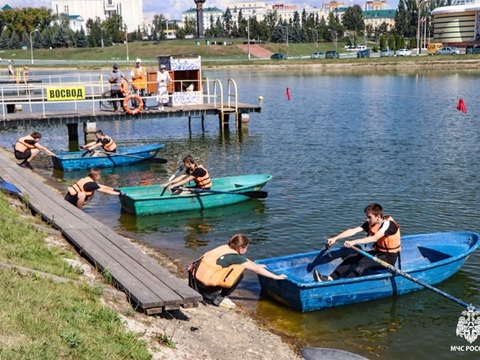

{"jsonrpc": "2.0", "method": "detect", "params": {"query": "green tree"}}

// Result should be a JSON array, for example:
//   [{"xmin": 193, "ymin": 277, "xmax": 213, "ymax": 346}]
[
  {"xmin": 388, "ymin": 33, "xmax": 396, "ymax": 50},
  {"xmin": 223, "ymin": 8, "xmax": 233, "ymax": 35},
  {"xmin": 103, "ymin": 13, "xmax": 122, "ymax": 45},
  {"xmin": 9, "ymin": 30, "xmax": 20, "ymax": 49},
  {"xmin": 342, "ymin": 5, "xmax": 365, "ymax": 32},
  {"xmin": 76, "ymin": 27, "xmax": 88, "ymax": 48},
  {"xmin": 86, "ymin": 18, "xmax": 102, "ymax": 47}
]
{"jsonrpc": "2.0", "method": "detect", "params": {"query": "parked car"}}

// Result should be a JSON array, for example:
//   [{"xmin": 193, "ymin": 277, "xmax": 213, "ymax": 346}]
[
  {"xmin": 466, "ymin": 45, "xmax": 480, "ymax": 54},
  {"xmin": 356, "ymin": 49, "xmax": 370, "ymax": 58},
  {"xmin": 271, "ymin": 53, "xmax": 287, "ymax": 60},
  {"xmin": 396, "ymin": 48, "xmax": 412, "ymax": 56},
  {"xmin": 380, "ymin": 49, "xmax": 395, "ymax": 57},
  {"xmin": 311, "ymin": 52, "xmax": 325, "ymax": 59},
  {"xmin": 435, "ymin": 47, "xmax": 460, "ymax": 55},
  {"xmin": 325, "ymin": 50, "xmax": 340, "ymax": 59}
]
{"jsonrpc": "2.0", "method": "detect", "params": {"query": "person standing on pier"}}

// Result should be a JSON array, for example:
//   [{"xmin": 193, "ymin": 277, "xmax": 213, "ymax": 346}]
[
  {"xmin": 82, "ymin": 130, "xmax": 117, "ymax": 154},
  {"xmin": 14, "ymin": 132, "xmax": 56, "ymax": 170},
  {"xmin": 108, "ymin": 63, "xmax": 128, "ymax": 113},
  {"xmin": 130, "ymin": 58, "xmax": 149, "ymax": 110},
  {"xmin": 7, "ymin": 60, "xmax": 14, "ymax": 76},
  {"xmin": 156, "ymin": 64, "xmax": 172, "ymax": 111},
  {"xmin": 64, "ymin": 168, "xmax": 124, "ymax": 209}
]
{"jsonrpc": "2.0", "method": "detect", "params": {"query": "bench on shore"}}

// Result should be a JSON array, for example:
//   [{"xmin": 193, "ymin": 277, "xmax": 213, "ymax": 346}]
[{"xmin": 0, "ymin": 150, "xmax": 202, "ymax": 314}]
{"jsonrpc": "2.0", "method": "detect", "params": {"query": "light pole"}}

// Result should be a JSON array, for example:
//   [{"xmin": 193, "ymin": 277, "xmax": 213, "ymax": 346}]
[
  {"xmin": 416, "ymin": 0, "xmax": 429, "ymax": 56},
  {"xmin": 124, "ymin": 24, "xmax": 129, "ymax": 61},
  {"xmin": 29, "ymin": 29, "xmax": 38, "ymax": 65},
  {"xmin": 247, "ymin": 17, "xmax": 250, "ymax": 60},
  {"xmin": 330, "ymin": 30, "xmax": 338, "ymax": 50},
  {"xmin": 309, "ymin": 28, "xmax": 318, "ymax": 48}
]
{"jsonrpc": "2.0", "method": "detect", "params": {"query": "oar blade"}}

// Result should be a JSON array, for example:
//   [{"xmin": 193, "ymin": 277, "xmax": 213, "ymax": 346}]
[{"xmin": 239, "ymin": 190, "xmax": 268, "ymax": 199}]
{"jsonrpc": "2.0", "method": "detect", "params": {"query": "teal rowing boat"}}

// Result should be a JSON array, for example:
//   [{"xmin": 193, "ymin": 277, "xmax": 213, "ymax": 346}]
[{"xmin": 119, "ymin": 174, "xmax": 272, "ymax": 216}]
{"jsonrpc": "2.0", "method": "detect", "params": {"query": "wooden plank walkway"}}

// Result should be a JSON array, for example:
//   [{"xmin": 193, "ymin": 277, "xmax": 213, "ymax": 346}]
[{"xmin": 0, "ymin": 149, "xmax": 202, "ymax": 314}]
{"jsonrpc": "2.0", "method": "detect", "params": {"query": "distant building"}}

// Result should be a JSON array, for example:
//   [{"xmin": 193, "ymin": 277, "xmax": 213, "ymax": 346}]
[
  {"xmin": 363, "ymin": 9, "xmax": 396, "ymax": 31},
  {"xmin": 431, "ymin": 0, "xmax": 480, "ymax": 44},
  {"xmin": 182, "ymin": 7, "xmax": 224, "ymax": 32},
  {"xmin": 51, "ymin": 0, "xmax": 143, "ymax": 33}
]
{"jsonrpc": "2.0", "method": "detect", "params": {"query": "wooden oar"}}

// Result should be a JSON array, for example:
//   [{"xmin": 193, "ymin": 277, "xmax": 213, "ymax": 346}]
[
  {"xmin": 160, "ymin": 165, "xmax": 184, "ymax": 196},
  {"xmin": 96, "ymin": 151, "xmax": 167, "ymax": 163},
  {"xmin": 351, "ymin": 245, "xmax": 480, "ymax": 312},
  {"xmin": 173, "ymin": 186, "xmax": 268, "ymax": 199},
  {"xmin": 306, "ymin": 244, "xmax": 332, "ymax": 272}
]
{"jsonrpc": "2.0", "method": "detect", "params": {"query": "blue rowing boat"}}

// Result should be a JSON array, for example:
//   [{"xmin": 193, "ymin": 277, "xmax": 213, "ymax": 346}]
[
  {"xmin": 119, "ymin": 174, "xmax": 271, "ymax": 216},
  {"xmin": 256, "ymin": 232, "xmax": 480, "ymax": 312},
  {"xmin": 52, "ymin": 144, "xmax": 164, "ymax": 171}
]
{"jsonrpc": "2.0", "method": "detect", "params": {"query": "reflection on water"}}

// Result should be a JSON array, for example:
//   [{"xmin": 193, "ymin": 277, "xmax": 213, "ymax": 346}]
[
  {"xmin": 118, "ymin": 199, "xmax": 267, "ymax": 250},
  {"xmin": 2, "ymin": 69, "xmax": 480, "ymax": 359}
]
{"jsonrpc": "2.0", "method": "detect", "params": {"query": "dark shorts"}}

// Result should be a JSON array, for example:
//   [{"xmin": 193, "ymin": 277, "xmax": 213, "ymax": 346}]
[
  {"xmin": 14, "ymin": 149, "xmax": 31, "ymax": 160},
  {"xmin": 64, "ymin": 192, "xmax": 78, "ymax": 206}
]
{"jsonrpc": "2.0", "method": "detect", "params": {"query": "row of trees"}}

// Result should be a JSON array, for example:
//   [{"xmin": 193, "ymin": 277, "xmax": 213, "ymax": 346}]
[{"xmin": 0, "ymin": 2, "xmax": 433, "ymax": 50}]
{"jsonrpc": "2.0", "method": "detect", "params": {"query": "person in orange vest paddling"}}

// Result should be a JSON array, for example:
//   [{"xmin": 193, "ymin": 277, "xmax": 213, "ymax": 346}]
[
  {"xmin": 81, "ymin": 130, "xmax": 117, "ymax": 154},
  {"xmin": 188, "ymin": 234, "xmax": 287, "ymax": 309},
  {"xmin": 64, "ymin": 168, "xmax": 123, "ymax": 209},
  {"xmin": 13, "ymin": 131, "xmax": 56, "ymax": 170},
  {"xmin": 314, "ymin": 203, "xmax": 401, "ymax": 282}
]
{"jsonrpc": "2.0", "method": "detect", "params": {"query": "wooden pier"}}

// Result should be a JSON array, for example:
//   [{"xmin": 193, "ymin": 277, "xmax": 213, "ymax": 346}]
[
  {"xmin": 0, "ymin": 149, "xmax": 202, "ymax": 314},
  {"xmin": 0, "ymin": 102, "xmax": 262, "ymax": 131}
]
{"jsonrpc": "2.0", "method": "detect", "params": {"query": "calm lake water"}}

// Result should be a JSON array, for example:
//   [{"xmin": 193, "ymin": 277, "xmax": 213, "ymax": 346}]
[{"xmin": 2, "ymin": 68, "xmax": 480, "ymax": 359}]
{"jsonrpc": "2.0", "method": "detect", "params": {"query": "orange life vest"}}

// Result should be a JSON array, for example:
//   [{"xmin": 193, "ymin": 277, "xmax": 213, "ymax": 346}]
[
  {"xmin": 15, "ymin": 135, "xmax": 36, "ymax": 152},
  {"xmin": 193, "ymin": 165, "xmax": 212, "ymax": 189},
  {"xmin": 371, "ymin": 216, "xmax": 401, "ymax": 253},
  {"xmin": 132, "ymin": 67, "xmax": 147, "ymax": 90},
  {"xmin": 194, "ymin": 244, "xmax": 246, "ymax": 287},
  {"xmin": 102, "ymin": 136, "xmax": 117, "ymax": 152},
  {"xmin": 120, "ymin": 79, "xmax": 129, "ymax": 95},
  {"xmin": 67, "ymin": 177, "xmax": 96, "ymax": 197}
]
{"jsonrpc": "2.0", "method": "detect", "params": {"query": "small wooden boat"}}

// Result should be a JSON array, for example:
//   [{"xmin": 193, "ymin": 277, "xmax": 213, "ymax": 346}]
[
  {"xmin": 119, "ymin": 174, "xmax": 271, "ymax": 216},
  {"xmin": 256, "ymin": 232, "xmax": 480, "ymax": 312},
  {"xmin": 52, "ymin": 144, "xmax": 164, "ymax": 171}
]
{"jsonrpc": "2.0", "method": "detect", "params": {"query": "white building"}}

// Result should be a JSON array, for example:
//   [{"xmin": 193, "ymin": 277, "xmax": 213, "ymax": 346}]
[
  {"xmin": 51, "ymin": 0, "xmax": 144, "ymax": 33},
  {"xmin": 182, "ymin": 7, "xmax": 224, "ymax": 31},
  {"xmin": 226, "ymin": 1, "xmax": 329, "ymax": 24}
]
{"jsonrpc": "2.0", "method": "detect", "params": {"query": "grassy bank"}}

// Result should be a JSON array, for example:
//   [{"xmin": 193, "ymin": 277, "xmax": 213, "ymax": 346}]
[
  {"xmin": 3, "ymin": 39, "xmax": 480, "ymax": 70},
  {"xmin": 0, "ymin": 192, "xmax": 151, "ymax": 359}
]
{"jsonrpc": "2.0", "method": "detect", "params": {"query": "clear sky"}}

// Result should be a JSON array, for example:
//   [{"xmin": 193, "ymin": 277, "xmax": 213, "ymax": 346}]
[{"xmin": 3, "ymin": 0, "xmax": 399, "ymax": 22}]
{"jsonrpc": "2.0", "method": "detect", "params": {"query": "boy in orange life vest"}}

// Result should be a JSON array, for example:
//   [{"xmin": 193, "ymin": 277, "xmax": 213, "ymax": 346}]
[
  {"xmin": 188, "ymin": 234, "xmax": 287, "ymax": 309},
  {"xmin": 314, "ymin": 203, "xmax": 401, "ymax": 282},
  {"xmin": 14, "ymin": 132, "xmax": 56, "ymax": 170},
  {"xmin": 161, "ymin": 155, "xmax": 212, "ymax": 192},
  {"xmin": 64, "ymin": 168, "xmax": 123, "ymax": 209},
  {"xmin": 82, "ymin": 130, "xmax": 117, "ymax": 153}
]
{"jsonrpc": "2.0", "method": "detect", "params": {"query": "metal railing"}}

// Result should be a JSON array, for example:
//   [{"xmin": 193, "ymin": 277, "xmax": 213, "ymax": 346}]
[{"xmin": 0, "ymin": 73, "xmax": 236, "ymax": 120}]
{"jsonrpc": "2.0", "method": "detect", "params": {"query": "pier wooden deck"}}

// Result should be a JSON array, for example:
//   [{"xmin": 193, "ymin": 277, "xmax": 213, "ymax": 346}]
[
  {"xmin": 0, "ymin": 102, "xmax": 262, "ymax": 129},
  {"xmin": 0, "ymin": 149, "xmax": 202, "ymax": 314}
]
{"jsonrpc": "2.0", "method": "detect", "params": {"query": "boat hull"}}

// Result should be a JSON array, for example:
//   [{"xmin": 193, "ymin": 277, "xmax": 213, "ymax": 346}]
[
  {"xmin": 52, "ymin": 144, "xmax": 164, "ymax": 171},
  {"xmin": 256, "ymin": 232, "xmax": 480, "ymax": 312},
  {"xmin": 119, "ymin": 174, "xmax": 271, "ymax": 216}
]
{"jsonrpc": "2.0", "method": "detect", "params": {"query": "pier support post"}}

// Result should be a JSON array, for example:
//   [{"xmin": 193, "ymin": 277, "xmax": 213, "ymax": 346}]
[
  {"xmin": 67, "ymin": 123, "xmax": 79, "ymax": 142},
  {"xmin": 83, "ymin": 121, "xmax": 97, "ymax": 143}
]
